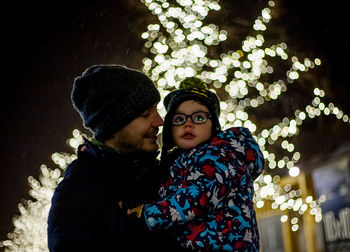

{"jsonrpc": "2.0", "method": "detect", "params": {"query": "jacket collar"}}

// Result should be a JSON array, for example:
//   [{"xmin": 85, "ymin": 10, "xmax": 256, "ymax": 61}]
[{"xmin": 78, "ymin": 137, "xmax": 159, "ymax": 173}]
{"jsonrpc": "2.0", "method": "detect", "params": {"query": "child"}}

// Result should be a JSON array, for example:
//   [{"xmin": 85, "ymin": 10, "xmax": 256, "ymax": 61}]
[{"xmin": 129, "ymin": 77, "xmax": 264, "ymax": 251}]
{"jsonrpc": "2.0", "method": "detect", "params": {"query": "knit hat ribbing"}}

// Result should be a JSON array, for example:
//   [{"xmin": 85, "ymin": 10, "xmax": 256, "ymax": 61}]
[{"xmin": 71, "ymin": 64, "xmax": 160, "ymax": 141}]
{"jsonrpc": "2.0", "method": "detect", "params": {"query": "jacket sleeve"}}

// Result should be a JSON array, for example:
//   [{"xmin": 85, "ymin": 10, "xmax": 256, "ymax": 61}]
[
  {"xmin": 143, "ymin": 146, "xmax": 233, "ymax": 231},
  {"xmin": 235, "ymin": 127, "xmax": 264, "ymax": 180}
]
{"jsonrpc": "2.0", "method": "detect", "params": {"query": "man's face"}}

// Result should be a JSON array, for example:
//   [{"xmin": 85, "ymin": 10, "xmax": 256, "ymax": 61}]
[{"xmin": 107, "ymin": 103, "xmax": 164, "ymax": 152}]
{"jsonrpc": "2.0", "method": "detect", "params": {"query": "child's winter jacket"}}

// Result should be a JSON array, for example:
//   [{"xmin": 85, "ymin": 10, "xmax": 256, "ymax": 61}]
[{"xmin": 144, "ymin": 127, "xmax": 264, "ymax": 251}]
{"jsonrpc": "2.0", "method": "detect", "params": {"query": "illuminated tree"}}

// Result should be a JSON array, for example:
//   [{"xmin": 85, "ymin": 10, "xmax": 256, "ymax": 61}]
[
  {"xmin": 140, "ymin": 0, "xmax": 350, "ymax": 231},
  {"xmin": 0, "ymin": 131, "xmax": 83, "ymax": 251}
]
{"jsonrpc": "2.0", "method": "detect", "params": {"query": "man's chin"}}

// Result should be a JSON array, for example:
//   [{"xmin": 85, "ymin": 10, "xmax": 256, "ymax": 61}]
[
  {"xmin": 141, "ymin": 142, "xmax": 159, "ymax": 152},
  {"xmin": 142, "ymin": 137, "xmax": 159, "ymax": 151}
]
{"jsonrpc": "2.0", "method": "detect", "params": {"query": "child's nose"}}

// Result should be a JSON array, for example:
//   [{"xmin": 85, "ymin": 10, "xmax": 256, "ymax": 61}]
[{"xmin": 184, "ymin": 117, "xmax": 194, "ymax": 127}]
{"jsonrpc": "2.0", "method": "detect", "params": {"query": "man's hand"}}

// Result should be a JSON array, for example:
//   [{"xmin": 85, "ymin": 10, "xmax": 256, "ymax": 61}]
[{"xmin": 127, "ymin": 204, "xmax": 144, "ymax": 218}]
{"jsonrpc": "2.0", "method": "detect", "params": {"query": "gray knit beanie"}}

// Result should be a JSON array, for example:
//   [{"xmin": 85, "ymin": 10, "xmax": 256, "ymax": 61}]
[{"xmin": 71, "ymin": 64, "xmax": 160, "ymax": 141}]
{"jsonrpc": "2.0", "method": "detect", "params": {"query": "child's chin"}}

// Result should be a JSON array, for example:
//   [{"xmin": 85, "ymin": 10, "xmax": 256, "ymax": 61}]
[{"xmin": 180, "ymin": 142, "xmax": 198, "ymax": 150}]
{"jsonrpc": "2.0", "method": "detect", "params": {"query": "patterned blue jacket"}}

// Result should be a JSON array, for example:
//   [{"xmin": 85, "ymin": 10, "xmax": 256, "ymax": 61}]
[{"xmin": 143, "ymin": 127, "xmax": 264, "ymax": 251}]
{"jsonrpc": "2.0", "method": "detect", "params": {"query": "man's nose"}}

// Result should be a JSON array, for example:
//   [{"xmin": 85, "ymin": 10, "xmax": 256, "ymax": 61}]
[{"xmin": 154, "ymin": 112, "xmax": 164, "ymax": 126}]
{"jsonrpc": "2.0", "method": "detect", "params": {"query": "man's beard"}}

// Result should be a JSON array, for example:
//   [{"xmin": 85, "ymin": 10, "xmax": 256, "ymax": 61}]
[{"xmin": 115, "ymin": 128, "xmax": 158, "ymax": 152}]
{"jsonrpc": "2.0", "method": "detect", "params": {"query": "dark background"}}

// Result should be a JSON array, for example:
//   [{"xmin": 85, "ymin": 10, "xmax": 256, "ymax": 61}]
[{"xmin": 1, "ymin": 0, "xmax": 349, "ymax": 241}]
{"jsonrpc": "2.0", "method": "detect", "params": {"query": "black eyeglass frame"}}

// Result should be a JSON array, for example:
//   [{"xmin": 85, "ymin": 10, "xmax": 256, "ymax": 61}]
[{"xmin": 171, "ymin": 111, "xmax": 212, "ymax": 126}]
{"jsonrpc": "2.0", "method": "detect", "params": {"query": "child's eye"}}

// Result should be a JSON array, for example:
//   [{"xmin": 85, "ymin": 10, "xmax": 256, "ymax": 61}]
[
  {"xmin": 194, "ymin": 115, "xmax": 204, "ymax": 121},
  {"xmin": 172, "ymin": 114, "xmax": 186, "ymax": 125}
]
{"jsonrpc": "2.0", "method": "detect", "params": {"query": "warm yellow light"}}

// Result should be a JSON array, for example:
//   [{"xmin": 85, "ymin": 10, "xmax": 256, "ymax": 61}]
[
  {"xmin": 280, "ymin": 215, "xmax": 288, "ymax": 222},
  {"xmin": 289, "ymin": 166, "xmax": 300, "ymax": 177}
]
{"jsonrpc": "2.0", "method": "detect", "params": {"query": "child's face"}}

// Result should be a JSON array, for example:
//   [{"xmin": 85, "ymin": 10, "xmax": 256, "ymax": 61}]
[{"xmin": 172, "ymin": 100, "xmax": 212, "ymax": 149}]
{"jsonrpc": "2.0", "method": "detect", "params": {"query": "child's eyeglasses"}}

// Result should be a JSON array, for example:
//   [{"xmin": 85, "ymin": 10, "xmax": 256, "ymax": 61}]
[{"xmin": 172, "ymin": 111, "xmax": 211, "ymax": 126}]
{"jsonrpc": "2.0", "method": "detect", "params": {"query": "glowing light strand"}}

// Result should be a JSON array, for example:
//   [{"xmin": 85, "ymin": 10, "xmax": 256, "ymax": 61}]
[
  {"xmin": 0, "ymin": 130, "xmax": 83, "ymax": 251},
  {"xmin": 141, "ymin": 0, "xmax": 350, "ymax": 231},
  {"xmin": 2, "ymin": 1, "xmax": 350, "ymax": 250}
]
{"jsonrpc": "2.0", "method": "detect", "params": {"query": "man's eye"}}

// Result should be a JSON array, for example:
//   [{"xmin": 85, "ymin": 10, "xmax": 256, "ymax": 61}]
[{"xmin": 141, "ymin": 111, "xmax": 150, "ymax": 117}]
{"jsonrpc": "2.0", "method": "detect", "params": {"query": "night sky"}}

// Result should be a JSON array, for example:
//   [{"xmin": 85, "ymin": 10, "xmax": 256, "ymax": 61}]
[{"xmin": 1, "ymin": 0, "xmax": 349, "ymax": 241}]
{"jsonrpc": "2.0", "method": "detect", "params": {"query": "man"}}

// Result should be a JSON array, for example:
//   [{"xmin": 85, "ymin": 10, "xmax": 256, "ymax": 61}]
[{"xmin": 47, "ymin": 64, "xmax": 171, "ymax": 251}]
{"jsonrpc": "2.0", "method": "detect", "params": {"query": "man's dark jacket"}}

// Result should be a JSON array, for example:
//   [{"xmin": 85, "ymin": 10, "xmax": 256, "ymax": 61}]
[{"xmin": 47, "ymin": 138, "xmax": 180, "ymax": 251}]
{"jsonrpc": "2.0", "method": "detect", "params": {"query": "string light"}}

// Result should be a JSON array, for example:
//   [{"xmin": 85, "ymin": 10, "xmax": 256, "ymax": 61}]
[
  {"xmin": 140, "ymin": 0, "xmax": 350, "ymax": 231},
  {"xmin": 2, "ymin": 0, "xmax": 350, "ymax": 250},
  {"xmin": 0, "ymin": 130, "xmax": 83, "ymax": 251}
]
